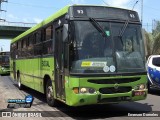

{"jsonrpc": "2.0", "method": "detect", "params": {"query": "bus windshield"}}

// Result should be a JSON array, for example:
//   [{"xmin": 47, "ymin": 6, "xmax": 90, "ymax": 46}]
[
  {"xmin": 0, "ymin": 56, "xmax": 9, "ymax": 65},
  {"xmin": 70, "ymin": 20, "xmax": 145, "ymax": 74}
]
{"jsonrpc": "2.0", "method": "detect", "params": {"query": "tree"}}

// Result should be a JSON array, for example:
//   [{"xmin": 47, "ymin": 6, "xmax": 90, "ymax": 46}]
[
  {"xmin": 152, "ymin": 21, "xmax": 160, "ymax": 36},
  {"xmin": 143, "ymin": 29, "xmax": 153, "ymax": 58},
  {"xmin": 152, "ymin": 33, "xmax": 160, "ymax": 54}
]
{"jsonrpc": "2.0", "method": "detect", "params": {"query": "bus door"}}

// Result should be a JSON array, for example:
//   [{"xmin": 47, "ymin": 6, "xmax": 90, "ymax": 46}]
[
  {"xmin": 13, "ymin": 61, "xmax": 16, "ymax": 79},
  {"xmin": 55, "ymin": 27, "xmax": 65, "ymax": 99},
  {"xmin": 13, "ymin": 50, "xmax": 16, "ymax": 79}
]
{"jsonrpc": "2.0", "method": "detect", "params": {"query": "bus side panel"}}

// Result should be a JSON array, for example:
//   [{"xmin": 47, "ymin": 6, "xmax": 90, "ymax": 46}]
[
  {"xmin": 38, "ymin": 57, "xmax": 54, "ymax": 93},
  {"xmin": 32, "ymin": 58, "xmax": 43, "ymax": 93},
  {"xmin": 16, "ymin": 59, "xmax": 34, "ymax": 89},
  {"xmin": 11, "ymin": 56, "xmax": 54, "ymax": 94}
]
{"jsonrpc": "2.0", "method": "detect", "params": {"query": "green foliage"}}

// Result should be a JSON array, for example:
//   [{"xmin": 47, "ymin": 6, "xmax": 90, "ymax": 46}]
[
  {"xmin": 144, "ymin": 20, "xmax": 160, "ymax": 56},
  {"xmin": 149, "ymin": 21, "xmax": 160, "ymax": 55},
  {"xmin": 144, "ymin": 31, "xmax": 152, "ymax": 57},
  {"xmin": 152, "ymin": 33, "xmax": 160, "ymax": 54},
  {"xmin": 143, "ymin": 30, "xmax": 154, "ymax": 58},
  {"xmin": 152, "ymin": 21, "xmax": 160, "ymax": 36}
]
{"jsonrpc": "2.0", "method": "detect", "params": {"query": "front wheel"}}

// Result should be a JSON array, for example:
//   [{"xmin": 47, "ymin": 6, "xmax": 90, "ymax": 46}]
[
  {"xmin": 46, "ymin": 80, "xmax": 58, "ymax": 107},
  {"xmin": 147, "ymin": 82, "xmax": 151, "ymax": 93}
]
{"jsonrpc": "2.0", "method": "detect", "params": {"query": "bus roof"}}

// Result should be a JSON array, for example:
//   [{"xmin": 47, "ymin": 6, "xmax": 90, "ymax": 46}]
[{"xmin": 11, "ymin": 5, "xmax": 70, "ymax": 43}]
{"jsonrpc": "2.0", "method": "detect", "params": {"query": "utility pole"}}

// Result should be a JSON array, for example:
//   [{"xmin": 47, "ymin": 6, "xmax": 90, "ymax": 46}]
[
  {"xmin": 0, "ymin": 0, "xmax": 8, "ymax": 21},
  {"xmin": 102, "ymin": 0, "xmax": 110, "ymax": 6},
  {"xmin": 141, "ymin": 0, "xmax": 143, "ymax": 24},
  {"xmin": 0, "ymin": 45, "xmax": 4, "ymax": 52},
  {"xmin": 132, "ymin": 1, "xmax": 138, "ymax": 10}
]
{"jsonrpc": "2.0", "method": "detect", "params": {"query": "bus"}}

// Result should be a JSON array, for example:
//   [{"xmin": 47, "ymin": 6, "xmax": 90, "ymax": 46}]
[
  {"xmin": 10, "ymin": 5, "xmax": 147, "ymax": 107},
  {"xmin": 0, "ymin": 52, "xmax": 10, "ymax": 75}
]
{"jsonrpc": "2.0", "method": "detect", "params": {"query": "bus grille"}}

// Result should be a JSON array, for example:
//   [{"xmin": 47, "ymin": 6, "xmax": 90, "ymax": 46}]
[
  {"xmin": 88, "ymin": 77, "xmax": 140, "ymax": 84},
  {"xmin": 98, "ymin": 96, "xmax": 131, "ymax": 103},
  {"xmin": 1, "ymin": 65, "xmax": 10, "ymax": 68},
  {"xmin": 99, "ymin": 87, "xmax": 132, "ymax": 94}
]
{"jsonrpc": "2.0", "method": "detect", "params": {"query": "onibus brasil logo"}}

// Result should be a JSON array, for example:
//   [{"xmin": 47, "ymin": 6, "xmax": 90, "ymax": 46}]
[{"xmin": 7, "ymin": 95, "xmax": 34, "ymax": 108}]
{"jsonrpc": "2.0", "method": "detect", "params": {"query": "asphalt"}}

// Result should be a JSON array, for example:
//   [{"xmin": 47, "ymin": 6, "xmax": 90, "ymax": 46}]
[{"xmin": 0, "ymin": 75, "xmax": 160, "ymax": 120}]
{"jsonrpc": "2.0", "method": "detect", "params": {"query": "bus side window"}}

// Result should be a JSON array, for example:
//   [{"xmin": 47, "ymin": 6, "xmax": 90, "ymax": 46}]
[
  {"xmin": 34, "ymin": 30, "xmax": 43, "ymax": 56},
  {"xmin": 45, "ymin": 26, "xmax": 52, "ymax": 40},
  {"xmin": 15, "ymin": 42, "xmax": 18, "ymax": 59},
  {"xmin": 28, "ymin": 34, "xmax": 34, "ymax": 57},
  {"xmin": 18, "ymin": 41, "xmax": 21, "ymax": 58},
  {"xmin": 22, "ymin": 39, "xmax": 27, "ymax": 57},
  {"xmin": 43, "ymin": 25, "xmax": 53, "ymax": 55}
]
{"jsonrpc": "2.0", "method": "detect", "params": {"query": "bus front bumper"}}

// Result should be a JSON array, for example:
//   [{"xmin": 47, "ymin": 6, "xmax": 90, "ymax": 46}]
[
  {"xmin": 67, "ymin": 89, "xmax": 147, "ymax": 106},
  {"xmin": 0, "ymin": 68, "xmax": 10, "ymax": 75}
]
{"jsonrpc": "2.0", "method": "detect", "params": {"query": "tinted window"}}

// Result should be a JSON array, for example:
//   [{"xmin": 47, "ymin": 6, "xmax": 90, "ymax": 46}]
[
  {"xmin": 43, "ymin": 40, "xmax": 53, "ymax": 55},
  {"xmin": 28, "ymin": 34, "xmax": 34, "ymax": 57},
  {"xmin": 152, "ymin": 57, "xmax": 160, "ymax": 67},
  {"xmin": 43, "ymin": 25, "xmax": 53, "ymax": 55},
  {"xmin": 17, "ymin": 41, "xmax": 21, "ymax": 57},
  {"xmin": 35, "ymin": 31, "xmax": 41, "ymax": 44},
  {"xmin": 11, "ymin": 43, "xmax": 16, "ymax": 59},
  {"xmin": 21, "ymin": 39, "xmax": 27, "ymax": 57},
  {"xmin": 34, "ymin": 30, "xmax": 42, "ymax": 56},
  {"xmin": 45, "ymin": 26, "xmax": 52, "ymax": 40}
]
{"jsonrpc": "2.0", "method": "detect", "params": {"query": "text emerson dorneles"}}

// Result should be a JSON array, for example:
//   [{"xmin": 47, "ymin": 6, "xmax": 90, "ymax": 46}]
[{"xmin": 128, "ymin": 113, "xmax": 159, "ymax": 117}]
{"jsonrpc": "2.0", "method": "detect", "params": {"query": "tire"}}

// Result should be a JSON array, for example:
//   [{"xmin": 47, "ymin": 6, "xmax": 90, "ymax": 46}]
[
  {"xmin": 46, "ymin": 80, "xmax": 59, "ymax": 107},
  {"xmin": 147, "ymin": 82, "xmax": 151, "ymax": 93},
  {"xmin": 17, "ymin": 73, "xmax": 24, "ymax": 90}
]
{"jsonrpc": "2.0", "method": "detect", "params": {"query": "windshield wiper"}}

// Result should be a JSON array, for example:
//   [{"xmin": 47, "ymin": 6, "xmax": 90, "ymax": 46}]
[
  {"xmin": 89, "ymin": 17, "xmax": 108, "ymax": 38},
  {"xmin": 118, "ymin": 20, "xmax": 129, "ymax": 45},
  {"xmin": 119, "ymin": 20, "xmax": 129, "ymax": 37}
]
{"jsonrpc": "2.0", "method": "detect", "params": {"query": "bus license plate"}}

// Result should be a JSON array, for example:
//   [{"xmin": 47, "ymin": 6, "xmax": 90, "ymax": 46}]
[{"xmin": 134, "ymin": 91, "xmax": 145, "ymax": 96}]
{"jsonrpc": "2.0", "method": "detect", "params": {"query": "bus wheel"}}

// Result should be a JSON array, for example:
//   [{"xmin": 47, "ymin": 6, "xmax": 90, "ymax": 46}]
[
  {"xmin": 46, "ymin": 80, "xmax": 58, "ymax": 107},
  {"xmin": 147, "ymin": 82, "xmax": 151, "ymax": 93},
  {"xmin": 17, "ymin": 74, "xmax": 24, "ymax": 90}
]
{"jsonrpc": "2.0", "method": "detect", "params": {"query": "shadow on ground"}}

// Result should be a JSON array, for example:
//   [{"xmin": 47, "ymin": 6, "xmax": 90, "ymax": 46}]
[{"xmin": 12, "ymin": 83, "xmax": 152, "ymax": 119}]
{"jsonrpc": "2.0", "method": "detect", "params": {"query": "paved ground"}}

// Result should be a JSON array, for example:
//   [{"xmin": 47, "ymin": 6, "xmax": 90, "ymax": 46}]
[{"xmin": 0, "ymin": 75, "xmax": 160, "ymax": 120}]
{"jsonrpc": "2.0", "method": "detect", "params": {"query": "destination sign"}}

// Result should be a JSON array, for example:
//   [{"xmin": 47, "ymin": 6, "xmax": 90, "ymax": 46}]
[
  {"xmin": 69, "ymin": 6, "xmax": 139, "ymax": 21},
  {"xmin": 0, "ymin": 52, "xmax": 10, "ymax": 56}
]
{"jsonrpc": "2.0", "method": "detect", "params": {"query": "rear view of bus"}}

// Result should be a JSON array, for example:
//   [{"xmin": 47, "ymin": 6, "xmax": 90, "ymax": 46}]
[
  {"xmin": 65, "ymin": 6, "xmax": 147, "ymax": 106},
  {"xmin": 0, "ymin": 52, "xmax": 10, "ymax": 75}
]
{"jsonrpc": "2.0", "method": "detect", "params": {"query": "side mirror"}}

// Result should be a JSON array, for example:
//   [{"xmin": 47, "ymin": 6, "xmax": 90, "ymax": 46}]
[{"xmin": 63, "ymin": 24, "xmax": 68, "ymax": 42}]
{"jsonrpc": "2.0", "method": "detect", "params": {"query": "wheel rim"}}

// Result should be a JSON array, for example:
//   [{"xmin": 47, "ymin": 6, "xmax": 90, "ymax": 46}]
[
  {"xmin": 47, "ymin": 86, "xmax": 53, "ymax": 101},
  {"xmin": 18, "ymin": 77, "xmax": 21, "ymax": 88}
]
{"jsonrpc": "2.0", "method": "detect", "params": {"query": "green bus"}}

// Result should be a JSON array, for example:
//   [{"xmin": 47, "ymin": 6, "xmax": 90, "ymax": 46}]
[
  {"xmin": 10, "ymin": 5, "xmax": 147, "ymax": 107},
  {"xmin": 0, "ymin": 52, "xmax": 10, "ymax": 75}
]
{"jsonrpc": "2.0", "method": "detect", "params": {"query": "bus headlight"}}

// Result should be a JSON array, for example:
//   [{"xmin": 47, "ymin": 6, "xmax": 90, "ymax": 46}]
[
  {"xmin": 80, "ymin": 88, "xmax": 87, "ymax": 93},
  {"xmin": 73, "ymin": 87, "xmax": 96, "ymax": 94},
  {"xmin": 139, "ymin": 84, "xmax": 145, "ymax": 90},
  {"xmin": 134, "ymin": 84, "xmax": 146, "ymax": 90},
  {"xmin": 80, "ymin": 87, "xmax": 96, "ymax": 94},
  {"xmin": 1, "ymin": 67, "xmax": 5, "ymax": 70}
]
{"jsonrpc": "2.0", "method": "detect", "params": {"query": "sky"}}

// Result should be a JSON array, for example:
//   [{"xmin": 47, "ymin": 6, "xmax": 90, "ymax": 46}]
[{"xmin": 0, "ymin": 0, "xmax": 160, "ymax": 51}]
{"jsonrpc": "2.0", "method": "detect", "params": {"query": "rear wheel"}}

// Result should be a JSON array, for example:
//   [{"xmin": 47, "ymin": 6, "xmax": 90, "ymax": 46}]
[
  {"xmin": 17, "ymin": 73, "xmax": 24, "ymax": 90},
  {"xmin": 46, "ymin": 80, "xmax": 59, "ymax": 107}
]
